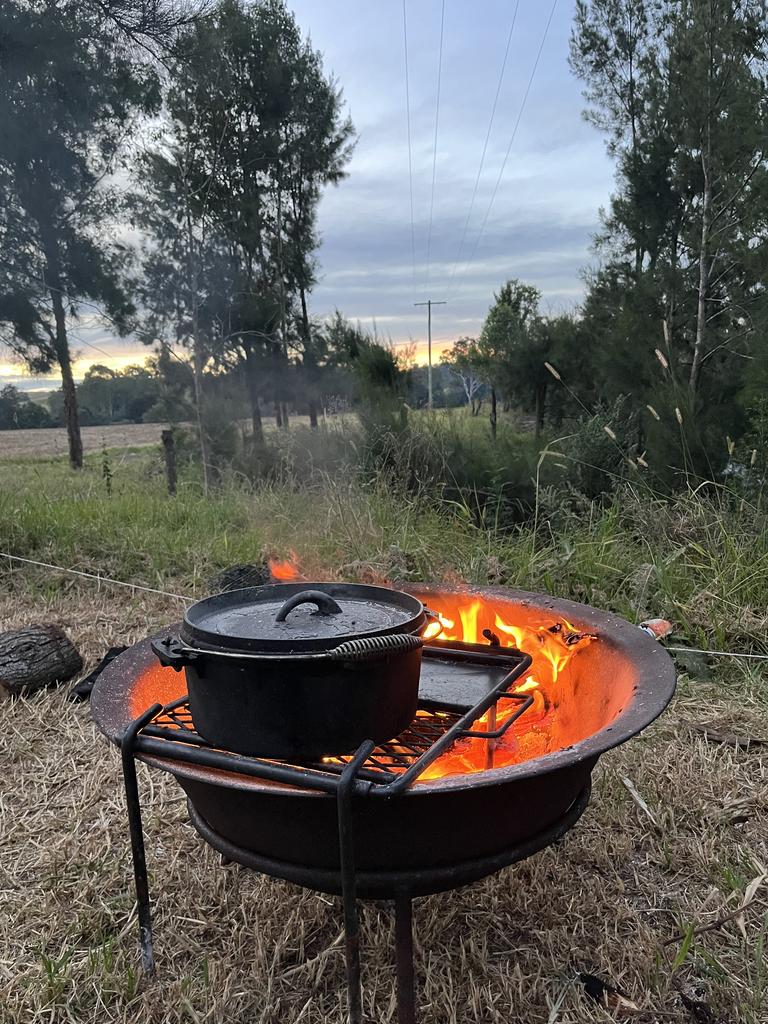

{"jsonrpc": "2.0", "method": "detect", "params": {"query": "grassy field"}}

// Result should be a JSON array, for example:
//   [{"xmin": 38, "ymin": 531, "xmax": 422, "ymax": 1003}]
[
  {"xmin": 0, "ymin": 415, "xmax": 318, "ymax": 459},
  {"xmin": 1, "ymin": 445, "xmax": 766, "ymax": 1022}
]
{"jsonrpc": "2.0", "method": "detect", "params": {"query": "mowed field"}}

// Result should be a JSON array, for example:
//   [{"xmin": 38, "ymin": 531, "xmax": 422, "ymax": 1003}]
[
  {"xmin": 0, "ymin": 423, "xmax": 170, "ymax": 459},
  {"xmin": 0, "ymin": 416, "xmax": 320, "ymax": 459}
]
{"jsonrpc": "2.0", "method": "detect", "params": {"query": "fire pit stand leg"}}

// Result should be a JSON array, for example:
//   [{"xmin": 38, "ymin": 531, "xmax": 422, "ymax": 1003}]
[
  {"xmin": 120, "ymin": 704, "xmax": 162, "ymax": 977},
  {"xmin": 337, "ymin": 741, "xmax": 376, "ymax": 1024},
  {"xmin": 394, "ymin": 894, "xmax": 416, "ymax": 1024}
]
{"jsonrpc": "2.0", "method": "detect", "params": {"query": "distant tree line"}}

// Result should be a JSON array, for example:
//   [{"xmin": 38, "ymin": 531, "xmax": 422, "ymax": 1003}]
[{"xmin": 1, "ymin": 311, "xmax": 472, "ymax": 432}]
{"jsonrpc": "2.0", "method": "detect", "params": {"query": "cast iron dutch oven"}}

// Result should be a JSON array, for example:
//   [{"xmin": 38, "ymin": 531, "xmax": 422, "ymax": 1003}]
[{"xmin": 151, "ymin": 582, "xmax": 434, "ymax": 759}]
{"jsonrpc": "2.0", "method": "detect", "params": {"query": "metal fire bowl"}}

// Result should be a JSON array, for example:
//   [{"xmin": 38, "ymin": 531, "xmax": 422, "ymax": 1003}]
[{"xmin": 91, "ymin": 587, "xmax": 676, "ymax": 874}]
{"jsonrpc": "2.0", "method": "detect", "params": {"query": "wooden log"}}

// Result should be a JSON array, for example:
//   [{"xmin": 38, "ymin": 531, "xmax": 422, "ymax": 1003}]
[{"xmin": 0, "ymin": 624, "xmax": 83, "ymax": 697}]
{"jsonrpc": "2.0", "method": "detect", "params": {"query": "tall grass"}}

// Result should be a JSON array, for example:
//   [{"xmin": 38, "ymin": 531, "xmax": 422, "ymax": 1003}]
[{"xmin": 1, "ymin": 438, "xmax": 766, "ymax": 652}]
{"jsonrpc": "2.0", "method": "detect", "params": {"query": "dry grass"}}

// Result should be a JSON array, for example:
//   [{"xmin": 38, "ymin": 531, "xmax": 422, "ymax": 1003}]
[
  {"xmin": 1, "ymin": 583, "xmax": 766, "ymax": 1024},
  {"xmin": 0, "ymin": 424, "xmax": 173, "ymax": 459}
]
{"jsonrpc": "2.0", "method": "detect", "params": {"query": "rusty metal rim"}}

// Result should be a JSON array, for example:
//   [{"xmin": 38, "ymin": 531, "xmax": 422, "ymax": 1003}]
[{"xmin": 91, "ymin": 586, "xmax": 676, "ymax": 797}]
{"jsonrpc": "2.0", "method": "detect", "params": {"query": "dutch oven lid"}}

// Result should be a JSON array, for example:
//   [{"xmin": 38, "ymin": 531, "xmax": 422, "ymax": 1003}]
[{"xmin": 180, "ymin": 581, "xmax": 427, "ymax": 653}]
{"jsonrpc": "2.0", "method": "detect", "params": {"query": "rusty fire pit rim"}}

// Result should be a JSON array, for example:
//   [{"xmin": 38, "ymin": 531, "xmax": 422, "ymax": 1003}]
[{"xmin": 91, "ymin": 584, "xmax": 676, "ymax": 795}]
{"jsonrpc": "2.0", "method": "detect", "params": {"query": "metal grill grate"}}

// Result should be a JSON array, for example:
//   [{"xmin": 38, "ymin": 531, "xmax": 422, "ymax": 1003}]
[{"xmin": 131, "ymin": 643, "xmax": 533, "ymax": 796}]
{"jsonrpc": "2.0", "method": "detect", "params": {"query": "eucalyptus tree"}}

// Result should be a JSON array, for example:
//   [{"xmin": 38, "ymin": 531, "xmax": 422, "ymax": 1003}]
[
  {"xmin": 147, "ymin": 0, "xmax": 354, "ymax": 435},
  {"xmin": 478, "ymin": 280, "xmax": 544, "ymax": 438},
  {"xmin": 441, "ymin": 337, "xmax": 485, "ymax": 415},
  {"xmin": 0, "ymin": 2, "xmax": 163, "ymax": 466},
  {"xmin": 0, "ymin": 0, "xmax": 206, "ymax": 468}
]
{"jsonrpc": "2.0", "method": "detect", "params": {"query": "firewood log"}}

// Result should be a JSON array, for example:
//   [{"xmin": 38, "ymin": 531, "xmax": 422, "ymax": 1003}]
[{"xmin": 0, "ymin": 624, "xmax": 83, "ymax": 697}]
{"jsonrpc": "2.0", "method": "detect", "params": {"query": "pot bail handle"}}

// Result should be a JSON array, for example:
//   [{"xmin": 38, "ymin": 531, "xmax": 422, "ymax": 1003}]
[
  {"xmin": 328, "ymin": 633, "xmax": 424, "ymax": 662},
  {"xmin": 275, "ymin": 589, "xmax": 343, "ymax": 622}
]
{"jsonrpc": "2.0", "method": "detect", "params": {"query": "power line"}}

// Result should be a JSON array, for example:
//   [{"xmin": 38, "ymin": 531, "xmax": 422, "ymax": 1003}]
[
  {"xmin": 443, "ymin": 1, "xmax": 520, "ymax": 294},
  {"xmin": 69, "ymin": 331, "xmax": 123, "ymax": 362},
  {"xmin": 402, "ymin": 0, "xmax": 417, "ymax": 292},
  {"xmin": 424, "ymin": 0, "xmax": 446, "ymax": 287},
  {"xmin": 449, "ymin": 0, "xmax": 558, "ymax": 301}
]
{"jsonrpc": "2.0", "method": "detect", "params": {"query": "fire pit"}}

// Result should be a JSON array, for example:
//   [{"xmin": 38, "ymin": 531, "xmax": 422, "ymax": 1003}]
[{"xmin": 91, "ymin": 585, "xmax": 676, "ymax": 1024}]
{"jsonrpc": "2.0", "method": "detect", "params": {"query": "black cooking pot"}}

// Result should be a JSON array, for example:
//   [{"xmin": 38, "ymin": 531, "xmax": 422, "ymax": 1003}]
[{"xmin": 151, "ymin": 582, "xmax": 434, "ymax": 759}]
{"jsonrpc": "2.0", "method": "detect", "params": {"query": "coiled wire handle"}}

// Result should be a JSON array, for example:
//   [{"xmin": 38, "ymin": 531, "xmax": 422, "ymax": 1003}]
[{"xmin": 328, "ymin": 633, "xmax": 424, "ymax": 662}]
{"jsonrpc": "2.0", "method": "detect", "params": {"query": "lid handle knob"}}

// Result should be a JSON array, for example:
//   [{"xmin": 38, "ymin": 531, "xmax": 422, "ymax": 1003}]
[{"xmin": 274, "ymin": 589, "xmax": 343, "ymax": 623}]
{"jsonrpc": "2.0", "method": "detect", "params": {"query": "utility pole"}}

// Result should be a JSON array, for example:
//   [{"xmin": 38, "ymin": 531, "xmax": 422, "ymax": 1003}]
[{"xmin": 414, "ymin": 299, "xmax": 446, "ymax": 409}]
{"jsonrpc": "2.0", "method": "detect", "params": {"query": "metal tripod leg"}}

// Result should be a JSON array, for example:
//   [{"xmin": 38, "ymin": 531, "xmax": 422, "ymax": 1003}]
[
  {"xmin": 120, "ymin": 703, "xmax": 162, "ymax": 976},
  {"xmin": 395, "ymin": 894, "xmax": 416, "ymax": 1024},
  {"xmin": 337, "ymin": 742, "xmax": 376, "ymax": 1024}
]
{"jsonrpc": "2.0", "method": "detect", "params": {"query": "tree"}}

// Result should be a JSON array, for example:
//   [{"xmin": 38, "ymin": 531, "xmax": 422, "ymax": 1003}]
[
  {"xmin": 279, "ymin": 43, "xmax": 354, "ymax": 427},
  {"xmin": 0, "ymin": 2, "xmax": 161, "ymax": 467},
  {"xmin": 441, "ymin": 337, "xmax": 485, "ymax": 414},
  {"xmin": 319, "ymin": 311, "xmax": 407, "ymax": 417},
  {"xmin": 478, "ymin": 280, "xmax": 544, "ymax": 438},
  {"xmin": 0, "ymin": 385, "xmax": 53, "ymax": 429},
  {"xmin": 77, "ymin": 364, "xmax": 159, "ymax": 424},
  {"xmin": 142, "ymin": 0, "xmax": 354, "ymax": 445}
]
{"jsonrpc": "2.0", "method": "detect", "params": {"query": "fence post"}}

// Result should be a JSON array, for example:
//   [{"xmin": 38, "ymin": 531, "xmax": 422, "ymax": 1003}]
[{"xmin": 161, "ymin": 429, "xmax": 177, "ymax": 496}]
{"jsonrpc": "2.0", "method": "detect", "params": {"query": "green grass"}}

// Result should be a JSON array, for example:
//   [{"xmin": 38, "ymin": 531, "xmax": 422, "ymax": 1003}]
[{"xmin": 1, "ymin": 442, "xmax": 767, "ymax": 651}]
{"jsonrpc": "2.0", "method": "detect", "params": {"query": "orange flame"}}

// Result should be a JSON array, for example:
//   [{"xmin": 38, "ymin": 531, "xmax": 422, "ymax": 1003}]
[
  {"xmin": 412, "ymin": 593, "xmax": 596, "ymax": 781},
  {"xmin": 268, "ymin": 551, "xmax": 303, "ymax": 581}
]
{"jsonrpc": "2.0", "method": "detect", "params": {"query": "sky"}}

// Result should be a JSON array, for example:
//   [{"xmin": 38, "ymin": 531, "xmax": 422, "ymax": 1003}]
[{"xmin": 2, "ymin": 0, "xmax": 614, "ymax": 392}]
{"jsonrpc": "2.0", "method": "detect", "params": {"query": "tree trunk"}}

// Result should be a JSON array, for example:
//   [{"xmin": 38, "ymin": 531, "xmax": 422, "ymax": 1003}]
[
  {"xmin": 489, "ymin": 387, "xmax": 497, "ymax": 440},
  {"xmin": 243, "ymin": 342, "xmax": 263, "ymax": 442},
  {"xmin": 275, "ymin": 401, "xmax": 283, "ymax": 429},
  {"xmin": 690, "ymin": 148, "xmax": 712, "ymax": 394},
  {"xmin": 534, "ymin": 383, "xmax": 546, "ymax": 439},
  {"xmin": 281, "ymin": 402, "xmax": 289, "ymax": 430},
  {"xmin": 0, "ymin": 624, "xmax": 83, "ymax": 697},
  {"xmin": 300, "ymin": 285, "xmax": 319, "ymax": 431},
  {"xmin": 191, "ymin": 340, "xmax": 210, "ymax": 494},
  {"xmin": 41, "ymin": 229, "xmax": 83, "ymax": 469}
]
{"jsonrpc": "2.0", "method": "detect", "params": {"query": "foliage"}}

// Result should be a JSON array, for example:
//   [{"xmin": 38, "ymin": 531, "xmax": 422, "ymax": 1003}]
[
  {"xmin": 570, "ymin": 0, "xmax": 768, "ymax": 485},
  {"xmin": 0, "ymin": 385, "xmax": 53, "ymax": 429},
  {"xmin": 477, "ymin": 280, "xmax": 553, "ymax": 435},
  {"xmin": 441, "ymin": 337, "xmax": 486, "ymax": 414},
  {"xmin": 133, "ymin": 0, "xmax": 355, "ymax": 442},
  {"xmin": 77, "ymin": 365, "xmax": 159, "ymax": 425}
]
